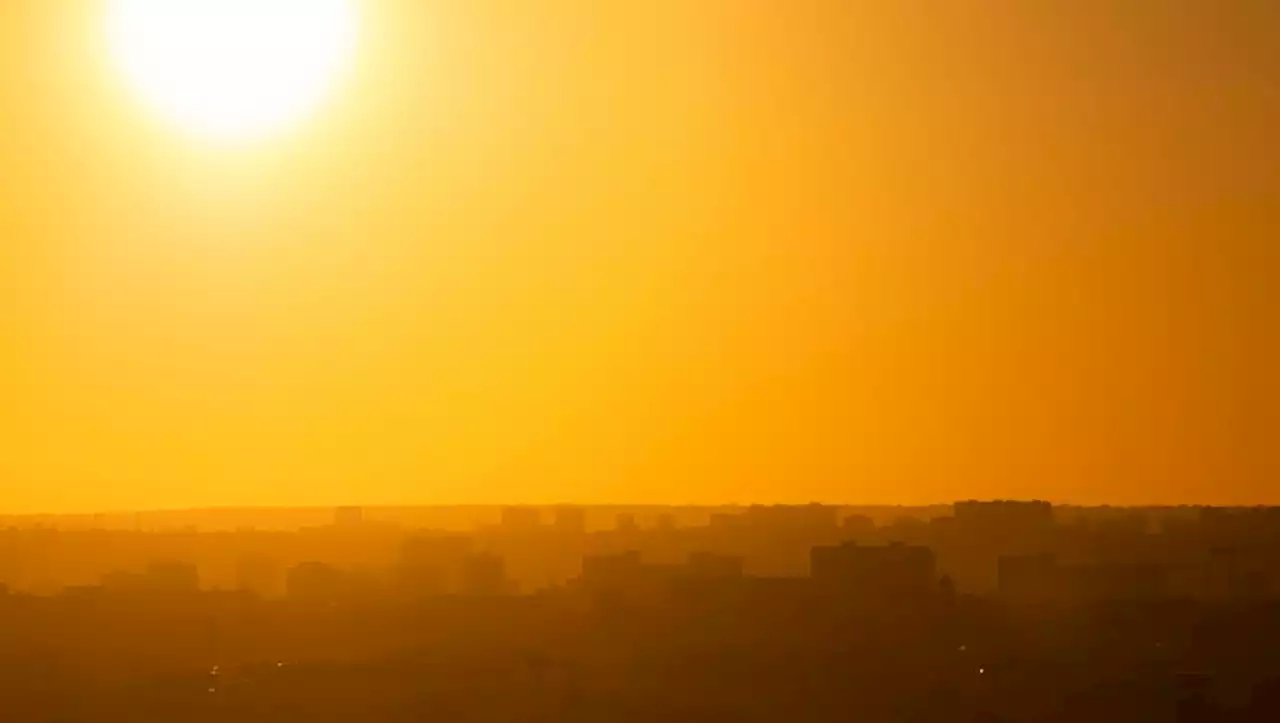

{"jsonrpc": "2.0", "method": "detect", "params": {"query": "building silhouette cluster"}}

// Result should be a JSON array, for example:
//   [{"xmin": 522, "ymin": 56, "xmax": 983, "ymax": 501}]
[{"xmin": 2, "ymin": 500, "xmax": 1280, "ymax": 721}]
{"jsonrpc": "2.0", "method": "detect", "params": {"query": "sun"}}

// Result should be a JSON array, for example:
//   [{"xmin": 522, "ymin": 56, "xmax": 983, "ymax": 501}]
[{"xmin": 107, "ymin": 0, "xmax": 359, "ymax": 142}]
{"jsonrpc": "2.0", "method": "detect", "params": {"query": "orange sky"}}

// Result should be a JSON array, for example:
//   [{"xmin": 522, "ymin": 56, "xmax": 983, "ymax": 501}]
[{"xmin": 2, "ymin": 1, "xmax": 1277, "ymax": 512}]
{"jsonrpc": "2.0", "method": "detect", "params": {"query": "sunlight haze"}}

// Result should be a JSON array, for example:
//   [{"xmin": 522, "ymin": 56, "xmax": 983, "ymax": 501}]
[
  {"xmin": 106, "ymin": 0, "xmax": 359, "ymax": 141},
  {"xmin": 1, "ymin": 1, "xmax": 1276, "ymax": 512}
]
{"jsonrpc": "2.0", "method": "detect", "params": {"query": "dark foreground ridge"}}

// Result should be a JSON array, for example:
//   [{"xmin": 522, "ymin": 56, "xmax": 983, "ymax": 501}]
[{"xmin": 3, "ymin": 501, "xmax": 1280, "ymax": 722}]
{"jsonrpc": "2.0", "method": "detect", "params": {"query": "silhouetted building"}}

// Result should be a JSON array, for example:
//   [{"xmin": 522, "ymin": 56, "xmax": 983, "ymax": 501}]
[
  {"xmin": 500, "ymin": 507, "xmax": 541, "ymax": 533},
  {"xmin": 1199, "ymin": 506, "xmax": 1280, "ymax": 542},
  {"xmin": 1204, "ymin": 546, "xmax": 1273, "ymax": 601},
  {"xmin": 945, "ymin": 499, "xmax": 1057, "ymax": 592},
  {"xmin": 745, "ymin": 503, "xmax": 840, "ymax": 532},
  {"xmin": 669, "ymin": 554, "xmax": 749, "ymax": 607},
  {"xmin": 398, "ymin": 535, "xmax": 472, "ymax": 596},
  {"xmin": 615, "ymin": 513, "xmax": 638, "ymax": 532},
  {"xmin": 1067, "ymin": 562, "xmax": 1169, "ymax": 603},
  {"xmin": 581, "ymin": 550, "xmax": 644, "ymax": 587},
  {"xmin": 286, "ymin": 562, "xmax": 346, "ymax": 602},
  {"xmin": 236, "ymin": 554, "xmax": 282, "ymax": 598},
  {"xmin": 460, "ymin": 552, "xmax": 509, "ymax": 596},
  {"xmin": 709, "ymin": 512, "xmax": 748, "ymax": 530},
  {"xmin": 954, "ymin": 499, "xmax": 1053, "ymax": 531},
  {"xmin": 334, "ymin": 506, "xmax": 364, "ymax": 527},
  {"xmin": 144, "ymin": 561, "xmax": 200, "ymax": 593},
  {"xmin": 1205, "ymin": 547, "xmax": 1238, "ymax": 600},
  {"xmin": 841, "ymin": 514, "xmax": 876, "ymax": 538},
  {"xmin": 577, "ymin": 551, "xmax": 676, "ymax": 609},
  {"xmin": 102, "ymin": 570, "xmax": 145, "ymax": 593},
  {"xmin": 6, "ymin": 500, "xmax": 1280, "ymax": 723},
  {"xmin": 553, "ymin": 506, "xmax": 586, "ymax": 535},
  {"xmin": 998, "ymin": 552, "xmax": 1060, "ymax": 605},
  {"xmin": 1174, "ymin": 672, "xmax": 1217, "ymax": 723},
  {"xmin": 686, "ymin": 552, "xmax": 745, "ymax": 579},
  {"xmin": 938, "ymin": 574, "xmax": 957, "ymax": 608},
  {"xmin": 1249, "ymin": 676, "xmax": 1280, "ymax": 721},
  {"xmin": 811, "ymin": 541, "xmax": 936, "ymax": 599}
]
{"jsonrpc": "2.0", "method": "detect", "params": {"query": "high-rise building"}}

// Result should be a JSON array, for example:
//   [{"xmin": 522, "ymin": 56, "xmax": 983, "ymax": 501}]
[
  {"xmin": 1174, "ymin": 672, "xmax": 1216, "ymax": 723},
  {"xmin": 460, "ymin": 552, "xmax": 509, "ymax": 596},
  {"xmin": 811, "ymin": 541, "xmax": 936, "ymax": 598},
  {"xmin": 840, "ymin": 514, "xmax": 876, "ymax": 538},
  {"xmin": 953, "ymin": 500, "xmax": 1053, "ymax": 532},
  {"xmin": 144, "ymin": 561, "xmax": 200, "ymax": 593},
  {"xmin": 553, "ymin": 506, "xmax": 586, "ymax": 535},
  {"xmin": 500, "ymin": 507, "xmax": 541, "ymax": 532},
  {"xmin": 997, "ymin": 552, "xmax": 1059, "ymax": 604},
  {"xmin": 947, "ymin": 500, "xmax": 1057, "ymax": 592},
  {"xmin": 236, "ymin": 554, "xmax": 282, "ymax": 598},
  {"xmin": 686, "ymin": 552, "xmax": 745, "ymax": 579},
  {"xmin": 334, "ymin": 506, "xmax": 364, "ymax": 527},
  {"xmin": 746, "ymin": 504, "xmax": 840, "ymax": 532},
  {"xmin": 581, "ymin": 551, "xmax": 645, "ymax": 588},
  {"xmin": 398, "ymin": 535, "xmax": 472, "ymax": 596},
  {"xmin": 1066, "ymin": 562, "xmax": 1169, "ymax": 603},
  {"xmin": 102, "ymin": 570, "xmax": 145, "ymax": 593},
  {"xmin": 286, "ymin": 562, "xmax": 346, "ymax": 603},
  {"xmin": 1248, "ymin": 676, "xmax": 1280, "ymax": 720}
]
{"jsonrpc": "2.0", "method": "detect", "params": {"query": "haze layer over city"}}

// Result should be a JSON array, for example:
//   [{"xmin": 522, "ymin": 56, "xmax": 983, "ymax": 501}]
[
  {"xmin": 4, "ymin": 2, "xmax": 1277, "ymax": 513},
  {"xmin": 2, "ymin": 2, "xmax": 1278, "ymax": 722}
]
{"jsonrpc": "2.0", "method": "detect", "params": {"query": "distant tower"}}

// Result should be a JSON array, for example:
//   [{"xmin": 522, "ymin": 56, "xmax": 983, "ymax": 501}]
[
  {"xmin": 286, "ymin": 562, "xmax": 346, "ymax": 603},
  {"xmin": 144, "ymin": 561, "xmax": 200, "ymax": 593},
  {"xmin": 235, "ymin": 555, "xmax": 282, "ymax": 598},
  {"xmin": 553, "ymin": 506, "xmax": 586, "ymax": 535},
  {"xmin": 334, "ymin": 506, "xmax": 364, "ymax": 527},
  {"xmin": 461, "ymin": 552, "xmax": 509, "ymax": 596},
  {"xmin": 398, "ymin": 535, "xmax": 473, "ymax": 597},
  {"xmin": 841, "ymin": 514, "xmax": 876, "ymax": 538},
  {"xmin": 500, "ymin": 507, "xmax": 542, "ymax": 532},
  {"xmin": 1175, "ymin": 673, "xmax": 1216, "ymax": 723},
  {"xmin": 810, "ymin": 541, "xmax": 937, "ymax": 599}
]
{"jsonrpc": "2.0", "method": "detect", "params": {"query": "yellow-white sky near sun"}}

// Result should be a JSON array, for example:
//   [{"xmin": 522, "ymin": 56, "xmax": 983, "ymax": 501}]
[
  {"xmin": 106, "ymin": 0, "xmax": 358, "ymax": 141},
  {"xmin": 0, "ymin": 2, "xmax": 1276, "ymax": 512}
]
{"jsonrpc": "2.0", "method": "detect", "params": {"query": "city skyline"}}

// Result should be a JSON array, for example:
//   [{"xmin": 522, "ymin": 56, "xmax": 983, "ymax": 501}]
[{"xmin": 4, "ymin": 3, "xmax": 1278, "ymax": 721}]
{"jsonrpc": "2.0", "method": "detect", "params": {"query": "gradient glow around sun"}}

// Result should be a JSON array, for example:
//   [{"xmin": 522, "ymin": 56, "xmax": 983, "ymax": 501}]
[{"xmin": 107, "ymin": 0, "xmax": 358, "ymax": 141}]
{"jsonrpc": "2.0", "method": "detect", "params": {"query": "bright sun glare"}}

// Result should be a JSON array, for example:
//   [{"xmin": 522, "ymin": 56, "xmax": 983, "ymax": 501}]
[{"xmin": 107, "ymin": 0, "xmax": 358, "ymax": 142}]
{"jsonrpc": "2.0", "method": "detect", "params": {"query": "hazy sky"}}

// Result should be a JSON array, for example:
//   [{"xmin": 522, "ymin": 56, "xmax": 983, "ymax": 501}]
[{"xmin": 2, "ymin": 1, "xmax": 1277, "ymax": 512}]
